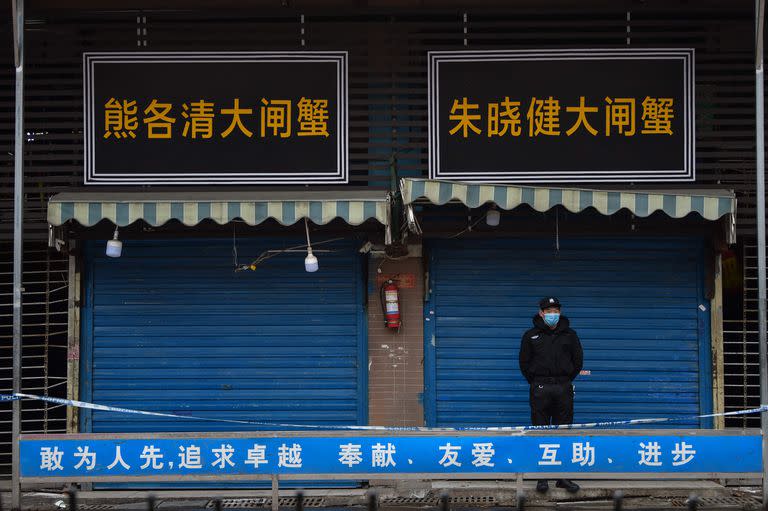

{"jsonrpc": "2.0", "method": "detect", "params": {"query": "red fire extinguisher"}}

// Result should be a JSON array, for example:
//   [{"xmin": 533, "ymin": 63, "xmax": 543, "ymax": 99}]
[{"xmin": 381, "ymin": 279, "xmax": 402, "ymax": 329}]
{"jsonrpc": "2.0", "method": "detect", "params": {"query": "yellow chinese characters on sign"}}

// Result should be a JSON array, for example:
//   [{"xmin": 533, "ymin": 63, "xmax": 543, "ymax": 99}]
[
  {"xmin": 449, "ymin": 97, "xmax": 482, "ymax": 137},
  {"xmin": 487, "ymin": 97, "xmax": 522, "ymax": 137},
  {"xmin": 443, "ymin": 96, "xmax": 674, "ymax": 138},
  {"xmin": 641, "ymin": 97, "xmax": 674, "ymax": 135},
  {"xmin": 261, "ymin": 99, "xmax": 292, "ymax": 138},
  {"xmin": 221, "ymin": 99, "xmax": 253, "ymax": 138},
  {"xmin": 526, "ymin": 97, "xmax": 561, "ymax": 136},
  {"xmin": 103, "ymin": 98, "xmax": 138, "ymax": 139},
  {"xmin": 565, "ymin": 96, "xmax": 598, "ymax": 136},
  {"xmin": 104, "ymin": 97, "xmax": 335, "ymax": 140},
  {"xmin": 605, "ymin": 97, "xmax": 636, "ymax": 136},
  {"xmin": 297, "ymin": 98, "xmax": 330, "ymax": 137},
  {"xmin": 143, "ymin": 100, "xmax": 175, "ymax": 139},
  {"xmin": 182, "ymin": 100, "xmax": 215, "ymax": 139}
]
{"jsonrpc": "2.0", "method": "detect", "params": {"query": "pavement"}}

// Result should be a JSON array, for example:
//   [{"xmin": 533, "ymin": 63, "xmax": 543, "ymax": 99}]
[{"xmin": 6, "ymin": 481, "xmax": 765, "ymax": 511}]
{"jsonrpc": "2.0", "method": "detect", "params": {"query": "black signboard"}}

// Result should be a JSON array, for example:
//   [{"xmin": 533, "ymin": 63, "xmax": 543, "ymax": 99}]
[
  {"xmin": 428, "ymin": 49, "xmax": 694, "ymax": 183},
  {"xmin": 84, "ymin": 52, "xmax": 347, "ymax": 185}
]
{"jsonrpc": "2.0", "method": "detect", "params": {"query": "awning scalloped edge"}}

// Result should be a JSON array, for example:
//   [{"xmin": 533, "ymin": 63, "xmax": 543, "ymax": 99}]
[
  {"xmin": 401, "ymin": 178, "xmax": 736, "ymax": 222},
  {"xmin": 48, "ymin": 199, "xmax": 389, "ymax": 228}
]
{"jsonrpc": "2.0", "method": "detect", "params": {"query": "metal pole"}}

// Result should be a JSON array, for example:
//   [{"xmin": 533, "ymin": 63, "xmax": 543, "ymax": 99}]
[
  {"xmin": 755, "ymin": 0, "xmax": 768, "ymax": 506},
  {"xmin": 11, "ymin": 0, "xmax": 24, "ymax": 509}
]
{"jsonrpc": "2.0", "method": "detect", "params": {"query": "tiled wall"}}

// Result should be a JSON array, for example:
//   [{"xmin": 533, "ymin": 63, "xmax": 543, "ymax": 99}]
[{"xmin": 367, "ymin": 256, "xmax": 425, "ymax": 426}]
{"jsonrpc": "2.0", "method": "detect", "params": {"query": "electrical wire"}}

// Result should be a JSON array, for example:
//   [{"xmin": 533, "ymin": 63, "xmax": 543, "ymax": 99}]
[
  {"xmin": 232, "ymin": 223, "xmax": 239, "ymax": 268},
  {"xmin": 376, "ymin": 252, "xmax": 411, "ymax": 274},
  {"xmin": 235, "ymin": 237, "xmax": 344, "ymax": 272},
  {"xmin": 448, "ymin": 212, "xmax": 487, "ymax": 239}
]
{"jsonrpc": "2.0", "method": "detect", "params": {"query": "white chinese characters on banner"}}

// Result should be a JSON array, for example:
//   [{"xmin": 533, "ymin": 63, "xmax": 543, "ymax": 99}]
[
  {"xmin": 74, "ymin": 446, "xmax": 96, "ymax": 471},
  {"xmin": 278, "ymin": 443, "xmax": 303, "ymax": 468},
  {"xmin": 571, "ymin": 442, "xmax": 595, "ymax": 467},
  {"xmin": 107, "ymin": 445, "xmax": 131, "ymax": 470},
  {"xmin": 39, "ymin": 446, "xmax": 64, "ymax": 471},
  {"xmin": 638, "ymin": 442, "xmax": 663, "ymax": 466},
  {"xmin": 538, "ymin": 444, "xmax": 562, "ymax": 466},
  {"xmin": 178, "ymin": 445, "xmax": 203, "ymax": 469},
  {"xmin": 438, "ymin": 443, "xmax": 462, "ymax": 468},
  {"xmin": 637, "ymin": 441, "xmax": 698, "ymax": 467},
  {"xmin": 31, "ymin": 438, "xmax": 703, "ymax": 474},
  {"xmin": 672, "ymin": 442, "xmax": 696, "ymax": 466},
  {"xmin": 212, "ymin": 444, "xmax": 236, "ymax": 469},
  {"xmin": 245, "ymin": 444, "xmax": 268, "ymax": 468},
  {"xmin": 371, "ymin": 442, "xmax": 397, "ymax": 468},
  {"xmin": 338, "ymin": 443, "xmax": 363, "ymax": 467},
  {"xmin": 140, "ymin": 445, "xmax": 165, "ymax": 470},
  {"xmin": 471, "ymin": 443, "xmax": 495, "ymax": 467}
]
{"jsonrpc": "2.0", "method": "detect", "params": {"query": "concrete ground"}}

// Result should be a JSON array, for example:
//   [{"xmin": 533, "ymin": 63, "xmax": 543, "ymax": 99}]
[{"xmin": 8, "ymin": 481, "xmax": 765, "ymax": 511}]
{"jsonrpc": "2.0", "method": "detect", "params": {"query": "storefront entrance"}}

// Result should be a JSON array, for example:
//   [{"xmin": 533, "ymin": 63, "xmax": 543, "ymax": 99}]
[
  {"xmin": 80, "ymin": 238, "xmax": 368, "ymax": 434},
  {"xmin": 424, "ymin": 238, "xmax": 713, "ymax": 429}
]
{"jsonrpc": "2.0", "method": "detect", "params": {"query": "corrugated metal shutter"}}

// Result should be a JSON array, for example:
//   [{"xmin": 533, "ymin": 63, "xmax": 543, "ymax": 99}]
[
  {"xmin": 81, "ymin": 237, "xmax": 366, "ymax": 433},
  {"xmin": 425, "ymin": 238, "xmax": 712, "ymax": 429}
]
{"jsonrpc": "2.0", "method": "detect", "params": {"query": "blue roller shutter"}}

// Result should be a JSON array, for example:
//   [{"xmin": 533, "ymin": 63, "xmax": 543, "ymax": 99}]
[
  {"xmin": 81, "ymin": 237, "xmax": 366, "ymax": 438},
  {"xmin": 425, "ymin": 238, "xmax": 712, "ymax": 429}
]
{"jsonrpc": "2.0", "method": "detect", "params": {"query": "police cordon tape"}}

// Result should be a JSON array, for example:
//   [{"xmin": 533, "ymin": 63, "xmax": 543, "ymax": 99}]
[{"xmin": 2, "ymin": 392, "xmax": 768, "ymax": 432}]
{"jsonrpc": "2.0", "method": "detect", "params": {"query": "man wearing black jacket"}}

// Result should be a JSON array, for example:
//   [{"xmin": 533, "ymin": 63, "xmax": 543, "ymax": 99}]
[{"xmin": 519, "ymin": 297, "xmax": 583, "ymax": 495}]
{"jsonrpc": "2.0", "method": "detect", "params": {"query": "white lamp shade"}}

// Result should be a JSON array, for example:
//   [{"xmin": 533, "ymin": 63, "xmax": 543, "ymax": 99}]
[
  {"xmin": 106, "ymin": 239, "xmax": 123, "ymax": 258},
  {"xmin": 304, "ymin": 253, "xmax": 319, "ymax": 272},
  {"xmin": 486, "ymin": 209, "xmax": 501, "ymax": 226}
]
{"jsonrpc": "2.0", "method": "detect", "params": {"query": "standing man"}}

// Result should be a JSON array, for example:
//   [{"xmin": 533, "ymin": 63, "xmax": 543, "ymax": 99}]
[{"xmin": 519, "ymin": 297, "xmax": 583, "ymax": 494}]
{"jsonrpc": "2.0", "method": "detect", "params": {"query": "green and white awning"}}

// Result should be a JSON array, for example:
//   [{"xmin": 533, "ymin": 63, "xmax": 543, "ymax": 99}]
[
  {"xmin": 48, "ymin": 191, "xmax": 389, "ymax": 227},
  {"xmin": 401, "ymin": 178, "xmax": 736, "ymax": 222}
]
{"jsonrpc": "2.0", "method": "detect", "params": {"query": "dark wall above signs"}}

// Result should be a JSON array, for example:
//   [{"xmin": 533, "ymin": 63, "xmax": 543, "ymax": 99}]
[{"xmin": 24, "ymin": 0, "xmax": 753, "ymax": 11}]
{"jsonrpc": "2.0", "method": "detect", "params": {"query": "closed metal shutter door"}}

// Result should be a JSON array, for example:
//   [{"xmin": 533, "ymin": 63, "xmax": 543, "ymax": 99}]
[
  {"xmin": 81, "ymin": 238, "xmax": 366, "ymax": 433},
  {"xmin": 425, "ymin": 238, "xmax": 711, "ymax": 429}
]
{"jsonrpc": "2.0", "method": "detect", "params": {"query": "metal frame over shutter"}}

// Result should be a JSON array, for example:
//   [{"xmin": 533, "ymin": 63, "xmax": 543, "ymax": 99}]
[
  {"xmin": 424, "ymin": 238, "xmax": 712, "ymax": 429},
  {"xmin": 80, "ymin": 237, "xmax": 367, "ymax": 433}
]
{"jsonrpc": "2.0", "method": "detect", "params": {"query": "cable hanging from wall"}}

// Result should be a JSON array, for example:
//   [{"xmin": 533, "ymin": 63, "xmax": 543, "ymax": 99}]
[{"xmin": 231, "ymin": 219, "xmax": 343, "ymax": 272}]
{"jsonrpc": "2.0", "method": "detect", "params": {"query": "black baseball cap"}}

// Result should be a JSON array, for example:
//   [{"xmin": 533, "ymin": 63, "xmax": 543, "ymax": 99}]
[{"xmin": 539, "ymin": 297, "xmax": 562, "ymax": 310}]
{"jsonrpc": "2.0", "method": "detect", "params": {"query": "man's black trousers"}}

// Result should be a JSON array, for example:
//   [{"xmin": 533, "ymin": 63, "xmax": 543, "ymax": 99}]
[{"xmin": 529, "ymin": 381, "xmax": 574, "ymax": 426}]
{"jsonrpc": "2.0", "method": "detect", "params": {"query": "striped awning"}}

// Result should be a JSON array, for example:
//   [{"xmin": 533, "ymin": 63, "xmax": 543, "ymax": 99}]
[
  {"xmin": 48, "ymin": 191, "xmax": 389, "ymax": 227},
  {"xmin": 401, "ymin": 178, "xmax": 736, "ymax": 222}
]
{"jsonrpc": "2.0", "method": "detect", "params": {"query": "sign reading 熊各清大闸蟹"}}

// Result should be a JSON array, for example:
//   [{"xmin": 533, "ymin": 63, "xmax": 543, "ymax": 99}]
[
  {"xmin": 20, "ymin": 433, "xmax": 760, "ymax": 480},
  {"xmin": 84, "ymin": 52, "xmax": 347, "ymax": 185},
  {"xmin": 428, "ymin": 49, "xmax": 694, "ymax": 183}
]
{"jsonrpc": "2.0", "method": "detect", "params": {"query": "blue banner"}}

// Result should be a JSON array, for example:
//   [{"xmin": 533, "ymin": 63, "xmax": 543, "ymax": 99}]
[{"xmin": 20, "ymin": 434, "xmax": 761, "ymax": 478}]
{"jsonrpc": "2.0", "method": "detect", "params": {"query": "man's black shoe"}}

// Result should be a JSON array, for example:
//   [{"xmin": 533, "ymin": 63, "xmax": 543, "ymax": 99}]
[
  {"xmin": 556, "ymin": 479, "xmax": 580, "ymax": 493},
  {"xmin": 536, "ymin": 480, "xmax": 549, "ymax": 493}
]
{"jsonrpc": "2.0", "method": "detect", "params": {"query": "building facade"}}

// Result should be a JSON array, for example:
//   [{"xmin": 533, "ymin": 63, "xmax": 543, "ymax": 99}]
[{"xmin": 0, "ymin": 0, "xmax": 762, "ymax": 485}]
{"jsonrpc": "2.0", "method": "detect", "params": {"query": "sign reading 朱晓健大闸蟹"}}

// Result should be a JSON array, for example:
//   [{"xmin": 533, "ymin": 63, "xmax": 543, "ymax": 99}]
[
  {"xmin": 20, "ymin": 434, "xmax": 760, "ymax": 480},
  {"xmin": 429, "ymin": 49, "xmax": 694, "ymax": 183},
  {"xmin": 84, "ymin": 52, "xmax": 347, "ymax": 185}
]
